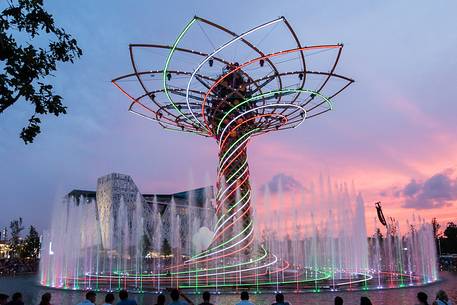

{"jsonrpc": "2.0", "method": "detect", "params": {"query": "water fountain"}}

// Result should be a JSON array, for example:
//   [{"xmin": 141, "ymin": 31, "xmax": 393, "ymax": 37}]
[{"xmin": 39, "ymin": 174, "xmax": 438, "ymax": 293}]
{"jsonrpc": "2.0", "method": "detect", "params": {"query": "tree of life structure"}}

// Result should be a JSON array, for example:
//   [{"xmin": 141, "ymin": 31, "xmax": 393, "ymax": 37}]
[{"xmin": 113, "ymin": 16, "xmax": 353, "ymax": 290}]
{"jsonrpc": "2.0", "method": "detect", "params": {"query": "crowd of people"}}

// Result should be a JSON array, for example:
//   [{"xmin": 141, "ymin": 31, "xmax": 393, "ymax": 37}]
[
  {"xmin": 0, "ymin": 289, "xmax": 453, "ymax": 305},
  {"xmin": 0, "ymin": 258, "xmax": 38, "ymax": 276}
]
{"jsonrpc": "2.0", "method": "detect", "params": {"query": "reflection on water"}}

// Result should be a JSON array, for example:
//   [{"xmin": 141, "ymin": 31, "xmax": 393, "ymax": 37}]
[{"xmin": 1, "ymin": 272, "xmax": 456, "ymax": 305}]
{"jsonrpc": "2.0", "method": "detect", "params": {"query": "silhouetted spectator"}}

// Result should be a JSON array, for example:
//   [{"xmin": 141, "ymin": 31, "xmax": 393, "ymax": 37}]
[
  {"xmin": 76, "ymin": 291, "xmax": 96, "ymax": 305},
  {"xmin": 236, "ymin": 291, "xmax": 254, "ymax": 305},
  {"xmin": 335, "ymin": 296, "xmax": 343, "ymax": 305},
  {"xmin": 6, "ymin": 293, "xmax": 23, "ymax": 305},
  {"xmin": 434, "ymin": 290, "xmax": 452, "ymax": 305},
  {"xmin": 198, "ymin": 291, "xmax": 213, "ymax": 305},
  {"xmin": 272, "ymin": 293, "xmax": 290, "ymax": 305},
  {"xmin": 103, "ymin": 293, "xmax": 115, "ymax": 305},
  {"xmin": 0, "ymin": 294, "xmax": 9, "ymax": 305},
  {"xmin": 39, "ymin": 293, "xmax": 52, "ymax": 305},
  {"xmin": 169, "ymin": 289, "xmax": 194, "ymax": 305},
  {"xmin": 360, "ymin": 297, "xmax": 372, "ymax": 305},
  {"xmin": 417, "ymin": 292, "xmax": 429, "ymax": 305},
  {"xmin": 116, "ymin": 290, "xmax": 137, "ymax": 305},
  {"xmin": 155, "ymin": 294, "xmax": 166, "ymax": 305}
]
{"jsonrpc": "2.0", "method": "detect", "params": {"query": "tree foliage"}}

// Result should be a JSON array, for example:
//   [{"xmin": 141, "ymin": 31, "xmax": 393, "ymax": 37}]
[
  {"xmin": 432, "ymin": 217, "xmax": 441, "ymax": 238},
  {"xmin": 23, "ymin": 225, "xmax": 40, "ymax": 259},
  {"xmin": 9, "ymin": 217, "xmax": 24, "ymax": 257},
  {"xmin": 438, "ymin": 221, "xmax": 457, "ymax": 255},
  {"xmin": 0, "ymin": 0, "xmax": 82, "ymax": 143}
]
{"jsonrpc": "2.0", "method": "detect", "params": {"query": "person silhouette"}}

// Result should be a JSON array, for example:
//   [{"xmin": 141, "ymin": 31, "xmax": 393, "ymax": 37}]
[
  {"xmin": 236, "ymin": 291, "xmax": 254, "ymax": 305},
  {"xmin": 155, "ymin": 294, "xmax": 166, "ymax": 305},
  {"xmin": 360, "ymin": 297, "xmax": 372, "ymax": 305},
  {"xmin": 334, "ymin": 296, "xmax": 343, "ymax": 305},
  {"xmin": 198, "ymin": 292, "xmax": 213, "ymax": 305},
  {"xmin": 0, "ymin": 294, "xmax": 8, "ymax": 305},
  {"xmin": 103, "ymin": 293, "xmax": 115, "ymax": 305},
  {"xmin": 271, "ymin": 293, "xmax": 290, "ymax": 305},
  {"xmin": 39, "ymin": 293, "xmax": 52, "ymax": 305},
  {"xmin": 416, "ymin": 292, "xmax": 429, "ymax": 305},
  {"xmin": 434, "ymin": 290, "xmax": 452, "ymax": 305},
  {"xmin": 116, "ymin": 290, "xmax": 137, "ymax": 305},
  {"xmin": 76, "ymin": 291, "xmax": 96, "ymax": 305}
]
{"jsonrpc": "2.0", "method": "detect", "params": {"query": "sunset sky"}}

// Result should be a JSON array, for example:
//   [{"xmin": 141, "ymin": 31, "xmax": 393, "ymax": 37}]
[{"xmin": 1, "ymin": 0, "xmax": 456, "ymax": 232}]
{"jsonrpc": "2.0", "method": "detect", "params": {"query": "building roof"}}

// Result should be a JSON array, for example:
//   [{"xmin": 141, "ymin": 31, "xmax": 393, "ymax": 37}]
[{"xmin": 67, "ymin": 186, "xmax": 214, "ymax": 208}]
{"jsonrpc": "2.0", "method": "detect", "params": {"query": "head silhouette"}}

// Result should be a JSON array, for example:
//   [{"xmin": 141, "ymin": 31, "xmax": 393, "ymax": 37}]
[
  {"xmin": 203, "ymin": 291, "xmax": 211, "ymax": 302},
  {"xmin": 119, "ymin": 290, "xmax": 128, "ymax": 301},
  {"xmin": 417, "ymin": 291, "xmax": 428, "ymax": 304},
  {"xmin": 40, "ymin": 293, "xmax": 51, "ymax": 305},
  {"xmin": 360, "ymin": 296, "xmax": 372, "ymax": 305},
  {"xmin": 170, "ymin": 289, "xmax": 180, "ymax": 301},
  {"xmin": 156, "ymin": 294, "xmax": 166, "ymax": 305},
  {"xmin": 335, "ymin": 296, "xmax": 343, "ymax": 305},
  {"xmin": 436, "ymin": 290, "xmax": 448, "ymax": 301},
  {"xmin": 275, "ymin": 293, "xmax": 284, "ymax": 303},
  {"xmin": 85, "ymin": 291, "xmax": 96, "ymax": 303},
  {"xmin": 11, "ymin": 293, "xmax": 22, "ymax": 302},
  {"xmin": 0, "ymin": 293, "xmax": 9, "ymax": 305},
  {"xmin": 105, "ymin": 293, "xmax": 115, "ymax": 304},
  {"xmin": 240, "ymin": 291, "xmax": 249, "ymax": 300}
]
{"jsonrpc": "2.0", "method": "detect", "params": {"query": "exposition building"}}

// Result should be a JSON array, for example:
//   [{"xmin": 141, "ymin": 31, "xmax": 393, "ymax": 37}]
[{"xmin": 65, "ymin": 173, "xmax": 214, "ymax": 252}]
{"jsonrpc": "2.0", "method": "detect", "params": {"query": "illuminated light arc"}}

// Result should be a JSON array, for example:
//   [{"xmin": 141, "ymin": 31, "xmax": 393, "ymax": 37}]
[
  {"xmin": 185, "ymin": 17, "xmax": 285, "ymax": 132},
  {"xmin": 201, "ymin": 44, "xmax": 341, "ymax": 133},
  {"xmin": 218, "ymin": 102, "xmax": 307, "ymax": 146}
]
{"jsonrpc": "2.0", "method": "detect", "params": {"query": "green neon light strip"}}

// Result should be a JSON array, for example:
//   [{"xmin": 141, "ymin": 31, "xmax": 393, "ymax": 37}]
[
  {"xmin": 176, "ymin": 246, "xmax": 267, "ymax": 277},
  {"xmin": 215, "ymin": 159, "xmax": 248, "ymax": 198},
  {"xmin": 214, "ymin": 192, "xmax": 251, "ymax": 235},
  {"xmin": 170, "ymin": 250, "xmax": 276, "ymax": 280},
  {"xmin": 178, "ymin": 272, "xmax": 332, "ymax": 289},
  {"xmin": 216, "ymin": 89, "xmax": 332, "ymax": 135},
  {"xmin": 96, "ymin": 246, "xmax": 269, "ymax": 278},
  {"xmin": 215, "ymin": 190, "xmax": 250, "ymax": 228},
  {"xmin": 219, "ymin": 128, "xmax": 259, "ymax": 169},
  {"xmin": 163, "ymin": 18, "xmax": 198, "ymax": 121},
  {"xmin": 226, "ymin": 159, "xmax": 248, "ymax": 184},
  {"xmin": 216, "ymin": 165, "xmax": 249, "ymax": 201}
]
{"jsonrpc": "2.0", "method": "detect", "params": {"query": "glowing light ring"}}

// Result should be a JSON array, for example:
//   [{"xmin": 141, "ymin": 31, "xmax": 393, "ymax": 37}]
[
  {"xmin": 219, "ymin": 102, "xmax": 308, "ymax": 146},
  {"xmin": 185, "ymin": 17, "xmax": 285, "ymax": 132},
  {"xmin": 219, "ymin": 113, "xmax": 288, "ymax": 153},
  {"xmin": 202, "ymin": 45, "xmax": 341, "ymax": 133},
  {"xmin": 218, "ymin": 89, "xmax": 331, "ymax": 136}
]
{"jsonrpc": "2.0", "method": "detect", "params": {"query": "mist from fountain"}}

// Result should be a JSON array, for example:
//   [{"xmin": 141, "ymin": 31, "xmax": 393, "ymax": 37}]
[{"xmin": 40, "ymin": 175, "xmax": 438, "ymax": 292}]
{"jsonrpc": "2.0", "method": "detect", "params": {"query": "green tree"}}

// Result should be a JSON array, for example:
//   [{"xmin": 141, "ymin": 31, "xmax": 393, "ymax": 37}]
[
  {"xmin": 0, "ymin": 0, "xmax": 82, "ymax": 143},
  {"xmin": 9, "ymin": 217, "xmax": 24, "ymax": 257},
  {"xmin": 23, "ymin": 225, "xmax": 40, "ymax": 259},
  {"xmin": 432, "ymin": 218, "xmax": 442, "ymax": 254},
  {"xmin": 442, "ymin": 222, "xmax": 457, "ymax": 254}
]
